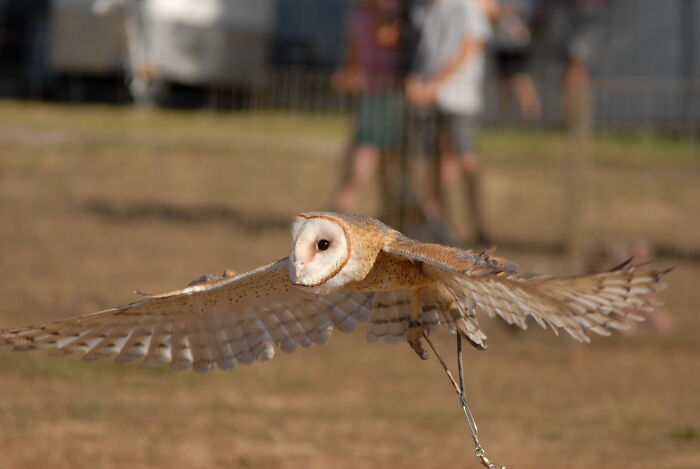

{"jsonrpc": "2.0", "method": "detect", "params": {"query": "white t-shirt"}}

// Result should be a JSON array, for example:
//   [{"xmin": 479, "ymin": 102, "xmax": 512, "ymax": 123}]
[{"xmin": 415, "ymin": 0, "xmax": 492, "ymax": 114}]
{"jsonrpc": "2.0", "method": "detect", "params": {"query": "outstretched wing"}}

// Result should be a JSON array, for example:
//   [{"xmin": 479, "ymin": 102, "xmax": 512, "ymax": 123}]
[
  {"xmin": 384, "ymin": 239, "xmax": 670, "ymax": 344},
  {"xmin": 0, "ymin": 259, "xmax": 373, "ymax": 373}
]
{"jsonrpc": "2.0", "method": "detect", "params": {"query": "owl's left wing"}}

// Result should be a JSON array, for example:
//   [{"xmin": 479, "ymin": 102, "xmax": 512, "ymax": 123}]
[
  {"xmin": 0, "ymin": 258, "xmax": 373, "ymax": 373},
  {"xmin": 384, "ymin": 239, "xmax": 669, "ymax": 344}
]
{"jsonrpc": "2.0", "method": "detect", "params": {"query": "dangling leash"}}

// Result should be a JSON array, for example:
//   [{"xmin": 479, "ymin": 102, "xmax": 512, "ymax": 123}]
[{"xmin": 423, "ymin": 332, "xmax": 507, "ymax": 469}]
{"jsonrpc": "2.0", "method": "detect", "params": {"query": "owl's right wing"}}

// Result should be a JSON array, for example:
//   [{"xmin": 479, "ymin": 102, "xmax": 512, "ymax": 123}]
[
  {"xmin": 0, "ymin": 258, "xmax": 373, "ymax": 373},
  {"xmin": 384, "ymin": 239, "xmax": 670, "ymax": 346}
]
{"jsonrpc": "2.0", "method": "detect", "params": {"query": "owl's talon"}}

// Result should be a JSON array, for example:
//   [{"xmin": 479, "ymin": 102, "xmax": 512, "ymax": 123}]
[
  {"xmin": 408, "ymin": 337, "xmax": 429, "ymax": 360},
  {"xmin": 407, "ymin": 323, "xmax": 429, "ymax": 360}
]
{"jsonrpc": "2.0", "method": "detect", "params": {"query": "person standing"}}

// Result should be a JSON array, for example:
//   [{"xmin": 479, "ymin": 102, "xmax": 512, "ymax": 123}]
[
  {"xmin": 538, "ymin": 0, "xmax": 609, "ymax": 131},
  {"xmin": 492, "ymin": 0, "xmax": 542, "ymax": 123},
  {"xmin": 332, "ymin": 0, "xmax": 405, "ymax": 214},
  {"xmin": 407, "ymin": 0, "xmax": 492, "ymax": 245}
]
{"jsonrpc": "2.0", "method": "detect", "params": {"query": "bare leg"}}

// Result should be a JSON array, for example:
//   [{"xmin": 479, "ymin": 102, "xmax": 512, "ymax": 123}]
[
  {"xmin": 511, "ymin": 72, "xmax": 541, "ymax": 120},
  {"xmin": 334, "ymin": 144, "xmax": 381, "ymax": 213},
  {"xmin": 423, "ymin": 152, "xmax": 443, "ymax": 219},
  {"xmin": 424, "ymin": 127, "xmax": 455, "ymax": 219},
  {"xmin": 440, "ymin": 153, "xmax": 462, "ymax": 186},
  {"xmin": 460, "ymin": 152, "xmax": 489, "ymax": 246},
  {"xmin": 497, "ymin": 78, "xmax": 513, "ymax": 127},
  {"xmin": 563, "ymin": 59, "xmax": 591, "ymax": 133}
]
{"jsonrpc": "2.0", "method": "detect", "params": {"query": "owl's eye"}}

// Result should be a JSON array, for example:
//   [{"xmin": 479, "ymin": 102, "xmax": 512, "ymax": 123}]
[{"xmin": 317, "ymin": 239, "xmax": 330, "ymax": 251}]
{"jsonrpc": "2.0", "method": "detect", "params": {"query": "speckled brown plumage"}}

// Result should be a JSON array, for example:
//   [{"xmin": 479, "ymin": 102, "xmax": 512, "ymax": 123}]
[{"xmin": 0, "ymin": 212, "xmax": 670, "ymax": 373}]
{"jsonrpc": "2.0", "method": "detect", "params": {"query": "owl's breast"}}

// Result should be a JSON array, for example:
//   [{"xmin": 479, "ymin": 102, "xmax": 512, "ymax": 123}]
[{"xmin": 345, "ymin": 251, "xmax": 434, "ymax": 292}]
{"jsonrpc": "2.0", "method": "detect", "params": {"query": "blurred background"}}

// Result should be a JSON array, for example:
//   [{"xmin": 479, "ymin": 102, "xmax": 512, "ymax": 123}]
[{"xmin": 0, "ymin": 1, "xmax": 698, "ymax": 468}]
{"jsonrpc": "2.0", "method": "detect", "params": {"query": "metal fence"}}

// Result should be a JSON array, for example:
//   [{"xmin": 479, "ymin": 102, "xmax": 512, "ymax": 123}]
[{"xmin": 1, "ymin": 0, "xmax": 699, "ymax": 135}]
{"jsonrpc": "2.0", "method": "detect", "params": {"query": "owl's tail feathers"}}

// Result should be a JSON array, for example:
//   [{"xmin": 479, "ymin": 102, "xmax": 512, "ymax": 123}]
[
  {"xmin": 420, "ymin": 288, "xmax": 488, "ymax": 350},
  {"xmin": 366, "ymin": 291, "xmax": 412, "ymax": 344},
  {"xmin": 366, "ymin": 290, "xmax": 450, "ymax": 345}
]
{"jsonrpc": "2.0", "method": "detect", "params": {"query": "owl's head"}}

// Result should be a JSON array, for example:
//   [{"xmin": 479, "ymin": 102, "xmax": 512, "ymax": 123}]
[{"xmin": 289, "ymin": 214, "xmax": 351, "ymax": 291}]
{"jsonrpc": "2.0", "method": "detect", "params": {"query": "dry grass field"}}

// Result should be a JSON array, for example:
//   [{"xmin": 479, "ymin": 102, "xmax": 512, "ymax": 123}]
[{"xmin": 0, "ymin": 101, "xmax": 698, "ymax": 468}]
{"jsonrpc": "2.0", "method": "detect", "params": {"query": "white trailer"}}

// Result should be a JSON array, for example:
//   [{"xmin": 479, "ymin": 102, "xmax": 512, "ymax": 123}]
[{"xmin": 50, "ymin": 0, "xmax": 276, "ymax": 103}]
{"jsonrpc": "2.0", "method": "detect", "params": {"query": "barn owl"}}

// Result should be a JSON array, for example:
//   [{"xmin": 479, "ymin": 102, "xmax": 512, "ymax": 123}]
[{"xmin": 0, "ymin": 212, "xmax": 669, "ymax": 373}]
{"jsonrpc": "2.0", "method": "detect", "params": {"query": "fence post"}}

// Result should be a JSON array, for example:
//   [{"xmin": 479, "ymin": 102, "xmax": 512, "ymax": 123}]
[{"xmin": 565, "ymin": 78, "xmax": 593, "ymax": 274}]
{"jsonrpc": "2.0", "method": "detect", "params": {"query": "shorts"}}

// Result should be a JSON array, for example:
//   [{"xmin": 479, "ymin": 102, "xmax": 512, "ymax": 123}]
[
  {"xmin": 354, "ymin": 91, "xmax": 404, "ymax": 150},
  {"xmin": 545, "ymin": 1, "xmax": 607, "ymax": 66},
  {"xmin": 407, "ymin": 107, "xmax": 478, "ymax": 157},
  {"xmin": 436, "ymin": 111, "xmax": 478, "ymax": 155},
  {"xmin": 495, "ymin": 48, "xmax": 530, "ymax": 78}
]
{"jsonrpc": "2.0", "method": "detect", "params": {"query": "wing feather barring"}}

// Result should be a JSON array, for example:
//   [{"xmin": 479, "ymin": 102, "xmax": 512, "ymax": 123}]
[{"xmin": 0, "ymin": 212, "xmax": 670, "ymax": 373}]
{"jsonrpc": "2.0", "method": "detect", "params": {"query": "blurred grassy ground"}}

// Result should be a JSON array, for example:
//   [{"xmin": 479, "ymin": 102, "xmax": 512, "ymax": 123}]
[{"xmin": 0, "ymin": 101, "xmax": 698, "ymax": 469}]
